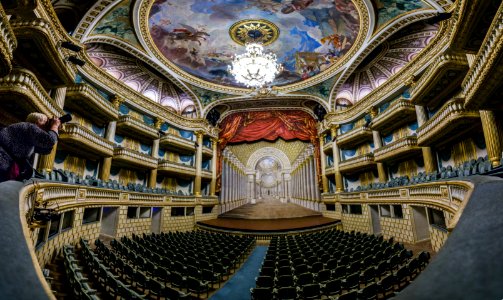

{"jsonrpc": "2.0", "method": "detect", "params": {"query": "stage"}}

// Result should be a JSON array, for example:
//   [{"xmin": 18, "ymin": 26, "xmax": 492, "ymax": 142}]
[{"xmin": 198, "ymin": 197, "xmax": 339, "ymax": 233}]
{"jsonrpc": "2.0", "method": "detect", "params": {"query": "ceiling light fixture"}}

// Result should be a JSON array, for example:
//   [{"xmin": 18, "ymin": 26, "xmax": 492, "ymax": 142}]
[{"xmin": 228, "ymin": 22, "xmax": 282, "ymax": 88}]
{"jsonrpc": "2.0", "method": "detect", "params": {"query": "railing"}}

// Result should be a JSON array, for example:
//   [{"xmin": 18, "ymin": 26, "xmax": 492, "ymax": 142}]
[
  {"xmin": 0, "ymin": 67, "xmax": 63, "ymax": 116},
  {"xmin": 337, "ymin": 127, "xmax": 373, "ymax": 147},
  {"xmin": 463, "ymin": 3, "xmax": 503, "ymax": 108},
  {"xmin": 159, "ymin": 133, "xmax": 196, "ymax": 153},
  {"xmin": 158, "ymin": 160, "xmax": 196, "ymax": 176},
  {"xmin": 339, "ymin": 153, "xmax": 375, "ymax": 172},
  {"xmin": 0, "ymin": 3, "xmax": 17, "ymax": 75},
  {"xmin": 113, "ymin": 147, "xmax": 158, "ymax": 169},
  {"xmin": 66, "ymin": 84, "xmax": 118, "ymax": 121},
  {"xmin": 371, "ymin": 98, "xmax": 416, "ymax": 131},
  {"xmin": 60, "ymin": 123, "xmax": 114, "ymax": 156},
  {"xmin": 374, "ymin": 136, "xmax": 419, "ymax": 162},
  {"xmin": 117, "ymin": 115, "xmax": 159, "ymax": 140},
  {"xmin": 416, "ymin": 98, "xmax": 479, "ymax": 145}
]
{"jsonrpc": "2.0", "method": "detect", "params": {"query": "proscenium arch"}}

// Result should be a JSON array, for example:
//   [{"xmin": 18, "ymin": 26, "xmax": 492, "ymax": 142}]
[{"xmin": 246, "ymin": 147, "xmax": 292, "ymax": 172}]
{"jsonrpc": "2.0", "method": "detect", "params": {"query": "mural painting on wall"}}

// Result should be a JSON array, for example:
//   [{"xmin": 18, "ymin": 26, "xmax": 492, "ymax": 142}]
[{"xmin": 148, "ymin": 0, "xmax": 360, "ymax": 87}]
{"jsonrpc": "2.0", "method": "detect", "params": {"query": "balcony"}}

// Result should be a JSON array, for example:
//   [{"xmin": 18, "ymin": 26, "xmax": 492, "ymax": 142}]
[
  {"xmin": 201, "ymin": 169, "xmax": 213, "ymax": 179},
  {"xmin": 0, "ymin": 4, "xmax": 17, "ymax": 76},
  {"xmin": 158, "ymin": 160, "xmax": 196, "ymax": 177},
  {"xmin": 116, "ymin": 115, "xmax": 159, "ymax": 142},
  {"xmin": 336, "ymin": 127, "xmax": 373, "ymax": 148},
  {"xmin": 339, "ymin": 153, "xmax": 376, "ymax": 174},
  {"xmin": 410, "ymin": 51, "xmax": 468, "ymax": 108},
  {"xmin": 374, "ymin": 136, "xmax": 421, "ymax": 163},
  {"xmin": 113, "ymin": 147, "xmax": 158, "ymax": 170},
  {"xmin": 65, "ymin": 84, "xmax": 118, "ymax": 125},
  {"xmin": 10, "ymin": 18, "xmax": 75, "ymax": 88},
  {"xmin": 202, "ymin": 146, "xmax": 213, "ymax": 158},
  {"xmin": 417, "ymin": 98, "xmax": 480, "ymax": 147},
  {"xmin": 0, "ymin": 67, "xmax": 63, "ymax": 117},
  {"xmin": 159, "ymin": 133, "xmax": 196, "ymax": 155},
  {"xmin": 323, "ymin": 141, "xmax": 332, "ymax": 154},
  {"xmin": 59, "ymin": 123, "xmax": 114, "ymax": 159},
  {"xmin": 325, "ymin": 166, "xmax": 335, "ymax": 176},
  {"xmin": 463, "ymin": 5, "xmax": 503, "ymax": 110},
  {"xmin": 371, "ymin": 98, "xmax": 416, "ymax": 135}
]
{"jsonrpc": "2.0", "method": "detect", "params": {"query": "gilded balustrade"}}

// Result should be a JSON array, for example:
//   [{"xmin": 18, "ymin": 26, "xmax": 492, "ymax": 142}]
[
  {"xmin": 0, "ymin": 67, "xmax": 63, "ymax": 116},
  {"xmin": 409, "ymin": 51, "xmax": 469, "ymax": 107},
  {"xmin": 339, "ymin": 153, "xmax": 376, "ymax": 173},
  {"xmin": 113, "ymin": 147, "xmax": 158, "ymax": 169},
  {"xmin": 416, "ymin": 98, "xmax": 480, "ymax": 146},
  {"xmin": 59, "ymin": 123, "xmax": 114, "ymax": 158},
  {"xmin": 373, "ymin": 136, "xmax": 421, "ymax": 163},
  {"xmin": 463, "ymin": 2, "xmax": 503, "ymax": 109},
  {"xmin": 336, "ymin": 127, "xmax": 373, "ymax": 148},
  {"xmin": 116, "ymin": 115, "xmax": 159, "ymax": 141},
  {"xmin": 65, "ymin": 84, "xmax": 118, "ymax": 123},
  {"xmin": 371, "ymin": 98, "xmax": 416, "ymax": 133},
  {"xmin": 158, "ymin": 160, "xmax": 196, "ymax": 177},
  {"xmin": 159, "ymin": 134, "xmax": 196, "ymax": 154}
]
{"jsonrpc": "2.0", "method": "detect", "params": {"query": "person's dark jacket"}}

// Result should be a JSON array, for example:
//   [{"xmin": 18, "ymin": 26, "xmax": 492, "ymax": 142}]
[{"xmin": 0, "ymin": 122, "xmax": 58, "ymax": 182}]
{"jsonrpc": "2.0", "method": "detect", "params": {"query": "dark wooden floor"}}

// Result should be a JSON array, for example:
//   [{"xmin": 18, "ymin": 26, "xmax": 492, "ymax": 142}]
[{"xmin": 198, "ymin": 216, "xmax": 339, "ymax": 232}]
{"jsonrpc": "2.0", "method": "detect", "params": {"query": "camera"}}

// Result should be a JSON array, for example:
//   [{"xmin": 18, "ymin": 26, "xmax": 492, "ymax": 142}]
[{"xmin": 59, "ymin": 113, "xmax": 72, "ymax": 124}]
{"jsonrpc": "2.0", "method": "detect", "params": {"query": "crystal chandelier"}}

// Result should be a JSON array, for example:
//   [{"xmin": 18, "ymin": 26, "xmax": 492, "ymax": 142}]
[{"xmin": 228, "ymin": 42, "xmax": 282, "ymax": 88}]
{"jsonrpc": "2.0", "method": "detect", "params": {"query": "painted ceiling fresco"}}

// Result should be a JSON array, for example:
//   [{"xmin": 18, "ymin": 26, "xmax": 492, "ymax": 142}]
[
  {"xmin": 148, "ymin": 0, "xmax": 360, "ymax": 88},
  {"xmin": 92, "ymin": 0, "xmax": 141, "ymax": 47},
  {"xmin": 375, "ymin": 0, "xmax": 428, "ymax": 28},
  {"xmin": 86, "ymin": 43, "xmax": 197, "ymax": 117},
  {"xmin": 336, "ymin": 21, "xmax": 438, "ymax": 104}
]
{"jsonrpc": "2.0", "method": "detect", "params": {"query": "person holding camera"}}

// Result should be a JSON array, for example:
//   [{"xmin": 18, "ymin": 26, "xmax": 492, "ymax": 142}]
[{"xmin": 0, "ymin": 112, "xmax": 61, "ymax": 182}]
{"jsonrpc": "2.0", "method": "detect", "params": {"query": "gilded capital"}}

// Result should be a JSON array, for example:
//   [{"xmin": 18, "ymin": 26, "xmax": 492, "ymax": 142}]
[
  {"xmin": 154, "ymin": 117, "xmax": 163, "ymax": 130},
  {"xmin": 112, "ymin": 95, "xmax": 125, "ymax": 109},
  {"xmin": 330, "ymin": 125, "xmax": 339, "ymax": 138},
  {"xmin": 369, "ymin": 107, "xmax": 378, "ymax": 118}
]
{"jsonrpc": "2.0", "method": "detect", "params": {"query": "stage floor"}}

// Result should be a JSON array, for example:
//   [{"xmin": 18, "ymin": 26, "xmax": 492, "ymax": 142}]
[
  {"xmin": 220, "ymin": 197, "xmax": 322, "ymax": 219},
  {"xmin": 199, "ymin": 198, "xmax": 338, "ymax": 232}
]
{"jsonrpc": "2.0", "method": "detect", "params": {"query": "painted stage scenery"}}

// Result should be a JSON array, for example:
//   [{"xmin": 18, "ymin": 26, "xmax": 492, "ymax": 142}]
[{"xmin": 148, "ymin": 0, "xmax": 360, "ymax": 87}]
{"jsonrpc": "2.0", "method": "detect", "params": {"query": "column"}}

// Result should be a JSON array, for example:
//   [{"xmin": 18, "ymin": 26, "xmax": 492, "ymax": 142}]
[
  {"xmin": 480, "ymin": 110, "xmax": 503, "ymax": 167},
  {"xmin": 37, "ymin": 142, "xmax": 58, "ymax": 172},
  {"xmin": 286, "ymin": 175, "xmax": 291, "ymax": 202},
  {"xmin": 52, "ymin": 87, "xmax": 67, "ymax": 110},
  {"xmin": 372, "ymin": 130, "xmax": 388, "ymax": 182},
  {"xmin": 319, "ymin": 134, "xmax": 329, "ymax": 193},
  {"xmin": 194, "ymin": 131, "xmax": 203, "ymax": 196},
  {"xmin": 98, "ymin": 121, "xmax": 117, "ymax": 181},
  {"xmin": 210, "ymin": 138, "xmax": 217, "ymax": 196},
  {"xmin": 416, "ymin": 105, "xmax": 437, "ymax": 173},
  {"xmin": 148, "ymin": 138, "xmax": 160, "ymax": 188},
  {"xmin": 331, "ymin": 126, "xmax": 344, "ymax": 192}
]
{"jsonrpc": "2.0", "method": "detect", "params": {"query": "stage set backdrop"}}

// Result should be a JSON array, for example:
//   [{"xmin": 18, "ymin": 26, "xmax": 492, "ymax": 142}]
[{"xmin": 217, "ymin": 110, "xmax": 321, "ymax": 192}]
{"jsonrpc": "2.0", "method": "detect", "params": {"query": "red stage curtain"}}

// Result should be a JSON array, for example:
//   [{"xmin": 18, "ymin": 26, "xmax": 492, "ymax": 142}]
[{"xmin": 217, "ymin": 110, "xmax": 321, "ymax": 192}]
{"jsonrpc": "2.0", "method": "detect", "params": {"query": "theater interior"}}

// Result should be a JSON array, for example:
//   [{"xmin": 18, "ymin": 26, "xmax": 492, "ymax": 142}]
[{"xmin": 0, "ymin": 0, "xmax": 502, "ymax": 299}]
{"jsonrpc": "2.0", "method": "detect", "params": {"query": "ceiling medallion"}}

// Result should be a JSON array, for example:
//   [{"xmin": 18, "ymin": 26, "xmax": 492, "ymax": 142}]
[{"xmin": 229, "ymin": 19, "xmax": 280, "ymax": 47}]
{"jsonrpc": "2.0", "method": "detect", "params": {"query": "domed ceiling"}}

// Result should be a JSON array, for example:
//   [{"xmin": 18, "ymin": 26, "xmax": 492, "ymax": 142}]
[{"xmin": 147, "ymin": 0, "xmax": 361, "ymax": 88}]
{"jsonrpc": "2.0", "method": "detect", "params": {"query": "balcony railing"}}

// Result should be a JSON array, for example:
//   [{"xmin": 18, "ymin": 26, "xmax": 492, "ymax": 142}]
[
  {"xmin": 10, "ymin": 18, "xmax": 75, "ymax": 87},
  {"xmin": 202, "ymin": 147, "xmax": 213, "ymax": 158},
  {"xmin": 116, "ymin": 115, "xmax": 159, "ymax": 141},
  {"xmin": 66, "ymin": 84, "xmax": 118, "ymax": 123},
  {"xmin": 417, "ymin": 98, "xmax": 480, "ymax": 146},
  {"xmin": 0, "ymin": 67, "xmax": 63, "ymax": 116},
  {"xmin": 339, "ymin": 153, "xmax": 376, "ymax": 173},
  {"xmin": 409, "ymin": 51, "xmax": 468, "ymax": 107},
  {"xmin": 59, "ymin": 123, "xmax": 114, "ymax": 158},
  {"xmin": 158, "ymin": 160, "xmax": 196, "ymax": 177},
  {"xmin": 325, "ymin": 166, "xmax": 335, "ymax": 175},
  {"xmin": 160, "ymin": 133, "xmax": 196, "ymax": 154},
  {"xmin": 201, "ymin": 169, "xmax": 213, "ymax": 179},
  {"xmin": 372, "ymin": 98, "xmax": 416, "ymax": 133},
  {"xmin": 374, "ymin": 136, "xmax": 421, "ymax": 163},
  {"xmin": 337, "ymin": 127, "xmax": 373, "ymax": 148},
  {"xmin": 113, "ymin": 147, "xmax": 158, "ymax": 170}
]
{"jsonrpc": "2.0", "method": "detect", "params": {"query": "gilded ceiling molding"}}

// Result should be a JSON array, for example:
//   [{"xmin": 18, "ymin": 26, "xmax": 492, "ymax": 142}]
[
  {"xmin": 73, "ymin": 0, "xmax": 120, "ymax": 41},
  {"xmin": 0, "ymin": 3, "xmax": 17, "ymax": 76},
  {"xmin": 447, "ymin": 0, "xmax": 488, "ymax": 52},
  {"xmin": 134, "ymin": 0, "xmax": 371, "ymax": 96},
  {"xmin": 319, "ymin": 21, "xmax": 450, "ymax": 129},
  {"xmin": 329, "ymin": 9, "xmax": 440, "ymax": 108},
  {"xmin": 77, "ymin": 51, "xmax": 216, "ymax": 136}
]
